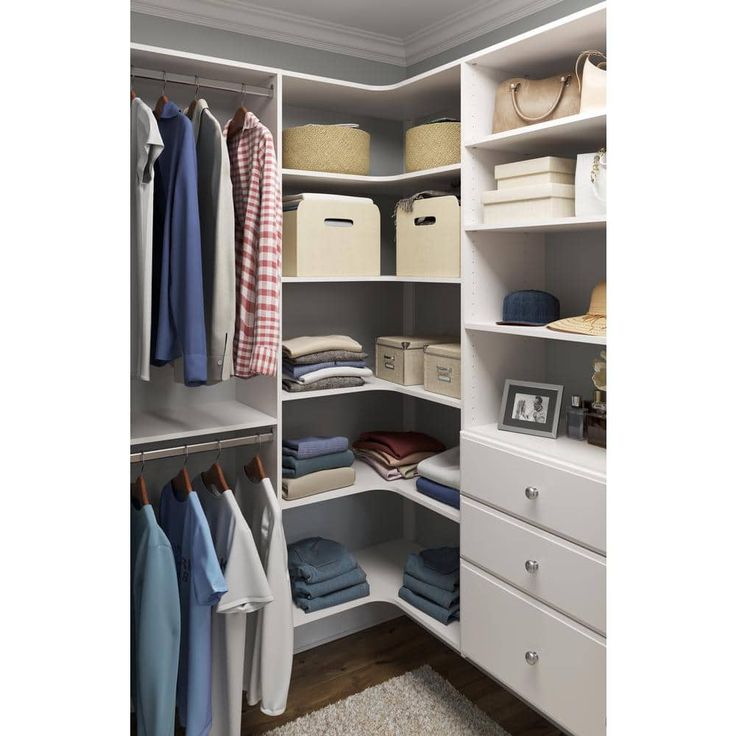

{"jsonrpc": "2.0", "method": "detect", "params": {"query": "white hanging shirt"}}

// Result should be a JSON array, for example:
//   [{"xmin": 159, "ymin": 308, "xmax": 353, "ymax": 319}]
[
  {"xmin": 237, "ymin": 473, "xmax": 293, "ymax": 716},
  {"xmin": 195, "ymin": 478, "xmax": 273, "ymax": 736},
  {"xmin": 130, "ymin": 98, "xmax": 163, "ymax": 381}
]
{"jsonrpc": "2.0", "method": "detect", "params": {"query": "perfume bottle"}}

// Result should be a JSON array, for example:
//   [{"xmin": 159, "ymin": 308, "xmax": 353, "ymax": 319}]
[
  {"xmin": 586, "ymin": 390, "xmax": 607, "ymax": 448},
  {"xmin": 566, "ymin": 395, "xmax": 587, "ymax": 440}
]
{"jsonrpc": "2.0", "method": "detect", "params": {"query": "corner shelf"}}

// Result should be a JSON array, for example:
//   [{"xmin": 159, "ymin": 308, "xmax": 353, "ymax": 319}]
[
  {"xmin": 465, "ymin": 322, "xmax": 606, "ymax": 346},
  {"xmin": 291, "ymin": 538, "xmax": 460, "ymax": 651},
  {"xmin": 282, "ymin": 275, "xmax": 460, "ymax": 284},
  {"xmin": 466, "ymin": 216, "xmax": 606, "ymax": 234}
]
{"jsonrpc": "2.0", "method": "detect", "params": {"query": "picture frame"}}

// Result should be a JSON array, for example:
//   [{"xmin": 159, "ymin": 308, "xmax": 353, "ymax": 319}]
[{"xmin": 498, "ymin": 380, "xmax": 564, "ymax": 439}]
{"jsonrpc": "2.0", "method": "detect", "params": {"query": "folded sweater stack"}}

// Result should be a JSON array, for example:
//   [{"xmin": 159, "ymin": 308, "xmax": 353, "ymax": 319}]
[
  {"xmin": 282, "ymin": 436, "xmax": 356, "ymax": 500},
  {"xmin": 415, "ymin": 446, "xmax": 461, "ymax": 509},
  {"xmin": 282, "ymin": 335, "xmax": 373, "ymax": 393},
  {"xmin": 353, "ymin": 431, "xmax": 445, "ymax": 480},
  {"xmin": 288, "ymin": 537, "xmax": 369, "ymax": 613},
  {"xmin": 399, "ymin": 546, "xmax": 460, "ymax": 625}
]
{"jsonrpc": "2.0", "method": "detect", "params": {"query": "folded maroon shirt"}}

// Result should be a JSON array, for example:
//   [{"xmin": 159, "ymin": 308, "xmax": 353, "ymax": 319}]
[{"xmin": 354, "ymin": 431, "xmax": 445, "ymax": 460}]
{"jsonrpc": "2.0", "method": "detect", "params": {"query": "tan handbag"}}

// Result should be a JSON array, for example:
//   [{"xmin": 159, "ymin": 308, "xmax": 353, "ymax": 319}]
[
  {"xmin": 576, "ymin": 50, "xmax": 607, "ymax": 113},
  {"xmin": 492, "ymin": 72, "xmax": 581, "ymax": 133}
]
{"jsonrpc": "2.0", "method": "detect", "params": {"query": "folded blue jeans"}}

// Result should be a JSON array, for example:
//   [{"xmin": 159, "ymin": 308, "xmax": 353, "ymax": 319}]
[
  {"xmin": 282, "ymin": 449, "xmax": 355, "ymax": 478},
  {"xmin": 415, "ymin": 477, "xmax": 460, "ymax": 509},
  {"xmin": 288, "ymin": 537, "xmax": 358, "ymax": 583},
  {"xmin": 292, "ymin": 566, "xmax": 367, "ymax": 599},
  {"xmin": 282, "ymin": 436, "xmax": 350, "ymax": 459},
  {"xmin": 403, "ymin": 572, "xmax": 459, "ymax": 609},
  {"xmin": 405, "ymin": 550, "xmax": 459, "ymax": 592},
  {"xmin": 399, "ymin": 586, "xmax": 459, "ymax": 625},
  {"xmin": 294, "ymin": 581, "xmax": 370, "ymax": 613}
]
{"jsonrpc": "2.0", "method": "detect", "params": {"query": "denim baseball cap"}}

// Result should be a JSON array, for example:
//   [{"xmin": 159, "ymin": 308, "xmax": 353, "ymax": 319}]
[{"xmin": 498, "ymin": 290, "xmax": 560, "ymax": 326}]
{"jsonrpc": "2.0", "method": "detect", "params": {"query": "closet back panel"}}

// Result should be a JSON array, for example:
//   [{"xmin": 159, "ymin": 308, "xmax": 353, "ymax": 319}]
[
  {"xmin": 411, "ymin": 283, "xmax": 462, "ymax": 339},
  {"xmin": 413, "ymin": 506, "xmax": 460, "ymax": 550}
]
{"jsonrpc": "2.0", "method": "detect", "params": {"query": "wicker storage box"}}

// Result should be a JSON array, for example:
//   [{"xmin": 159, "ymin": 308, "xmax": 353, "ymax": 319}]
[
  {"xmin": 283, "ymin": 125, "xmax": 370, "ymax": 175},
  {"xmin": 396, "ymin": 195, "xmax": 460, "ymax": 278},
  {"xmin": 283, "ymin": 200, "xmax": 380, "ymax": 277},
  {"xmin": 495, "ymin": 156, "xmax": 575, "ymax": 190},
  {"xmin": 482, "ymin": 184, "xmax": 575, "ymax": 225},
  {"xmin": 424, "ymin": 343, "xmax": 461, "ymax": 400},
  {"xmin": 375, "ymin": 336, "xmax": 450, "ymax": 386},
  {"xmin": 404, "ymin": 122, "xmax": 460, "ymax": 173}
]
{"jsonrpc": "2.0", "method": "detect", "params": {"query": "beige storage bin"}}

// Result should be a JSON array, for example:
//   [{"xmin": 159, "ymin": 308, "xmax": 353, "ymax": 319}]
[
  {"xmin": 424, "ymin": 343, "xmax": 461, "ymax": 399},
  {"xmin": 283, "ymin": 200, "xmax": 380, "ymax": 277},
  {"xmin": 396, "ymin": 196, "xmax": 460, "ymax": 278},
  {"xmin": 482, "ymin": 184, "xmax": 575, "ymax": 225},
  {"xmin": 495, "ymin": 156, "xmax": 575, "ymax": 190},
  {"xmin": 283, "ymin": 125, "xmax": 370, "ymax": 175},
  {"xmin": 404, "ymin": 122, "xmax": 461, "ymax": 172},
  {"xmin": 375, "ymin": 336, "xmax": 451, "ymax": 386}
]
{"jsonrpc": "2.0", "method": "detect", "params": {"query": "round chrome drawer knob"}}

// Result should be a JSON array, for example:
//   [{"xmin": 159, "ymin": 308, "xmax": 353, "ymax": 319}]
[
  {"xmin": 525, "ymin": 486, "xmax": 539, "ymax": 499},
  {"xmin": 525, "ymin": 560, "xmax": 539, "ymax": 573},
  {"xmin": 525, "ymin": 651, "xmax": 539, "ymax": 665}
]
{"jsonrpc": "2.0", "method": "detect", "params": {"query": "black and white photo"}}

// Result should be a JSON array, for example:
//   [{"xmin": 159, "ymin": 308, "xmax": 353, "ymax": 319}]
[{"xmin": 499, "ymin": 380, "xmax": 564, "ymax": 438}]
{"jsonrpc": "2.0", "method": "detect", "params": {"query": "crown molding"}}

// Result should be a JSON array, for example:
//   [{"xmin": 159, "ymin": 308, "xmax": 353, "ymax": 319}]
[{"xmin": 132, "ymin": 0, "xmax": 568, "ymax": 69}]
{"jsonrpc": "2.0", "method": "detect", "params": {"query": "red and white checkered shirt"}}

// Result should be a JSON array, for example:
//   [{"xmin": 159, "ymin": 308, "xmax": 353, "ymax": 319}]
[{"xmin": 224, "ymin": 112, "xmax": 281, "ymax": 378}]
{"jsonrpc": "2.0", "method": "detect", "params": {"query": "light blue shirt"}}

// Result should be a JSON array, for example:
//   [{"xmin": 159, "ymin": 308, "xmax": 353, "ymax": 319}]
[
  {"xmin": 131, "ymin": 503, "xmax": 180, "ymax": 736},
  {"xmin": 159, "ymin": 484, "xmax": 227, "ymax": 736}
]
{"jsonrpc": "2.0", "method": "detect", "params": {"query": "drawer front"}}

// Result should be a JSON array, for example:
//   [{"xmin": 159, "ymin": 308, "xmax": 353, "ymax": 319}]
[
  {"xmin": 461, "ymin": 436, "xmax": 606, "ymax": 553},
  {"xmin": 461, "ymin": 498, "xmax": 606, "ymax": 634},
  {"xmin": 461, "ymin": 561, "xmax": 606, "ymax": 736}
]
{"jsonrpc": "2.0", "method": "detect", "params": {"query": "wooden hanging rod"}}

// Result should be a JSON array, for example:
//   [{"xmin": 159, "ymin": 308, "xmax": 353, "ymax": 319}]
[
  {"xmin": 130, "ymin": 431, "xmax": 274, "ymax": 463},
  {"xmin": 131, "ymin": 67, "xmax": 274, "ymax": 98}
]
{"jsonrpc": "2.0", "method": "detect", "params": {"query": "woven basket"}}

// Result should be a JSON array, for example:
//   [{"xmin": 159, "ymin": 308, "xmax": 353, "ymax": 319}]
[
  {"xmin": 283, "ymin": 125, "xmax": 370, "ymax": 175},
  {"xmin": 404, "ymin": 122, "xmax": 460, "ymax": 172}
]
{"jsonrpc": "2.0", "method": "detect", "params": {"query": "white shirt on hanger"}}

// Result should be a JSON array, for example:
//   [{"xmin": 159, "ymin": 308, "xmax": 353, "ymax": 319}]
[{"xmin": 195, "ymin": 477, "xmax": 273, "ymax": 736}]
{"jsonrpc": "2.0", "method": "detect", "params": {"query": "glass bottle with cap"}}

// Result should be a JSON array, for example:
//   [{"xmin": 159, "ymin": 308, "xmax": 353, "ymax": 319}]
[
  {"xmin": 586, "ymin": 390, "xmax": 607, "ymax": 448},
  {"xmin": 566, "ymin": 394, "xmax": 588, "ymax": 440}
]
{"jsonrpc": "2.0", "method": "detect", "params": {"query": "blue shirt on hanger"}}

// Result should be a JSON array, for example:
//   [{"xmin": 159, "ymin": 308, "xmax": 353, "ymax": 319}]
[
  {"xmin": 159, "ymin": 483, "xmax": 228, "ymax": 736},
  {"xmin": 152, "ymin": 101, "xmax": 208, "ymax": 386}
]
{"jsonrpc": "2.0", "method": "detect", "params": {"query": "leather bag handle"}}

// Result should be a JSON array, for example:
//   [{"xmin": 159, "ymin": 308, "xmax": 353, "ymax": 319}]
[
  {"xmin": 510, "ymin": 75, "xmax": 571, "ymax": 123},
  {"xmin": 575, "ymin": 50, "xmax": 607, "ymax": 90}
]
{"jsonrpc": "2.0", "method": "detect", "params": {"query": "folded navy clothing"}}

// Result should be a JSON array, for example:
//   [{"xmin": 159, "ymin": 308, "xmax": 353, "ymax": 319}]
[
  {"xmin": 294, "ymin": 581, "xmax": 370, "ymax": 613},
  {"xmin": 405, "ymin": 549, "xmax": 459, "ymax": 592},
  {"xmin": 403, "ymin": 572, "xmax": 459, "ymax": 609},
  {"xmin": 292, "ymin": 566, "xmax": 367, "ymax": 599},
  {"xmin": 399, "ymin": 586, "xmax": 459, "ymax": 625},
  {"xmin": 283, "ymin": 436, "xmax": 350, "ymax": 459},
  {"xmin": 282, "ymin": 449, "xmax": 354, "ymax": 478},
  {"xmin": 415, "ymin": 477, "xmax": 460, "ymax": 509},
  {"xmin": 288, "ymin": 537, "xmax": 358, "ymax": 583},
  {"xmin": 420, "ymin": 546, "xmax": 460, "ymax": 576},
  {"xmin": 283, "ymin": 360, "xmax": 367, "ymax": 380}
]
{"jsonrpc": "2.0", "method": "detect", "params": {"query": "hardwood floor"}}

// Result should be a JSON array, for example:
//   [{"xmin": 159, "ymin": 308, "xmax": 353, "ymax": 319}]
[{"xmin": 244, "ymin": 615, "xmax": 562, "ymax": 736}]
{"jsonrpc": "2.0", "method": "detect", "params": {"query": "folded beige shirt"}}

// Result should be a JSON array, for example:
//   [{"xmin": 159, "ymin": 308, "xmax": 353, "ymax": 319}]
[
  {"xmin": 351, "ymin": 447, "xmax": 435, "ymax": 468},
  {"xmin": 282, "ymin": 335, "xmax": 363, "ymax": 359},
  {"xmin": 282, "ymin": 467, "xmax": 356, "ymax": 500}
]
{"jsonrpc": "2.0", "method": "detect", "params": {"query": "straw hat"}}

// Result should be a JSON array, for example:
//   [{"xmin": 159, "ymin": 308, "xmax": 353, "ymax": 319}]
[{"xmin": 547, "ymin": 282, "xmax": 606, "ymax": 337}]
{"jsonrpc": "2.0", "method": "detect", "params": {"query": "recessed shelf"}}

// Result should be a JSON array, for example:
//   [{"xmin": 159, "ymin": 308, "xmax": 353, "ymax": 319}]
[
  {"xmin": 131, "ymin": 400, "xmax": 277, "ymax": 446},
  {"xmin": 282, "ymin": 376, "xmax": 461, "ymax": 409},
  {"xmin": 292, "ymin": 538, "xmax": 460, "ymax": 651},
  {"xmin": 282, "ymin": 164, "xmax": 460, "ymax": 196},
  {"xmin": 465, "ymin": 322, "xmax": 606, "ymax": 346},
  {"xmin": 281, "ymin": 461, "xmax": 459, "ymax": 522},
  {"xmin": 282, "ymin": 275, "xmax": 460, "ymax": 284},
  {"xmin": 466, "ymin": 216, "xmax": 606, "ymax": 234},
  {"xmin": 465, "ymin": 112, "xmax": 606, "ymax": 155}
]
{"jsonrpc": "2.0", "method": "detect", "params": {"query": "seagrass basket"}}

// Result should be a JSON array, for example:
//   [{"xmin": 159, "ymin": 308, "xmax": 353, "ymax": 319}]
[
  {"xmin": 404, "ymin": 122, "xmax": 460, "ymax": 172},
  {"xmin": 283, "ymin": 125, "xmax": 370, "ymax": 175}
]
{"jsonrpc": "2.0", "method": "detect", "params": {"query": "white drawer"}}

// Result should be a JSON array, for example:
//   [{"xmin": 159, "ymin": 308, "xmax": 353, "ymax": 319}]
[
  {"xmin": 461, "ymin": 561, "xmax": 606, "ymax": 736},
  {"xmin": 461, "ymin": 435, "xmax": 606, "ymax": 553},
  {"xmin": 461, "ymin": 498, "xmax": 606, "ymax": 634}
]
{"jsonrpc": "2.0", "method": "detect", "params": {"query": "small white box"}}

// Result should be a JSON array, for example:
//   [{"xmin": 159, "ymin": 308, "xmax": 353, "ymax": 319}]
[
  {"xmin": 495, "ymin": 156, "xmax": 575, "ymax": 190},
  {"xmin": 482, "ymin": 184, "xmax": 575, "ymax": 225}
]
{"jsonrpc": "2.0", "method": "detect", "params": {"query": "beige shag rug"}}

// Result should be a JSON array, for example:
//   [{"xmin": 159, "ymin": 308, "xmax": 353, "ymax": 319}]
[{"xmin": 266, "ymin": 665, "xmax": 510, "ymax": 735}]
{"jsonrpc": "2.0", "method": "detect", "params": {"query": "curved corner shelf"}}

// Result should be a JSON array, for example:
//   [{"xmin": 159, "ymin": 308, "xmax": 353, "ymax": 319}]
[
  {"xmin": 466, "ymin": 216, "xmax": 606, "ymax": 234},
  {"xmin": 292, "ymin": 539, "xmax": 460, "ymax": 651},
  {"xmin": 465, "ymin": 322, "xmax": 605, "ymax": 346}
]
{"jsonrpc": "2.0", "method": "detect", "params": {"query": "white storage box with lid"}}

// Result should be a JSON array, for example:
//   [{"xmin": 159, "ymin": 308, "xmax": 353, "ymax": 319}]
[
  {"xmin": 482, "ymin": 184, "xmax": 575, "ymax": 225},
  {"xmin": 282, "ymin": 125, "xmax": 370, "ymax": 175},
  {"xmin": 396, "ymin": 195, "xmax": 460, "ymax": 278},
  {"xmin": 283, "ymin": 199, "xmax": 380, "ymax": 277},
  {"xmin": 495, "ymin": 156, "xmax": 575, "ymax": 190},
  {"xmin": 423, "ymin": 343, "xmax": 461, "ymax": 399},
  {"xmin": 404, "ymin": 121, "xmax": 461, "ymax": 172},
  {"xmin": 375, "ymin": 336, "xmax": 451, "ymax": 386}
]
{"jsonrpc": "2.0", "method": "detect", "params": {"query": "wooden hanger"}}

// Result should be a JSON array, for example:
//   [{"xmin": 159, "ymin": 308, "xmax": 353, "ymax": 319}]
[
  {"xmin": 185, "ymin": 76, "xmax": 200, "ymax": 119},
  {"xmin": 227, "ymin": 83, "xmax": 248, "ymax": 140},
  {"xmin": 130, "ymin": 73, "xmax": 137, "ymax": 101},
  {"xmin": 172, "ymin": 445, "xmax": 192, "ymax": 500},
  {"xmin": 201, "ymin": 440, "xmax": 229, "ymax": 493},
  {"xmin": 245, "ymin": 455, "xmax": 266, "ymax": 483},
  {"xmin": 131, "ymin": 452, "xmax": 149, "ymax": 509},
  {"xmin": 154, "ymin": 72, "xmax": 169, "ymax": 119}
]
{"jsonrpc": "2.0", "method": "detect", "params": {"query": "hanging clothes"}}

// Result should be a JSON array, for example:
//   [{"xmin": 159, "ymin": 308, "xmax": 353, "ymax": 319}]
[
  {"xmin": 224, "ymin": 112, "xmax": 281, "ymax": 378},
  {"xmin": 159, "ymin": 483, "xmax": 227, "ymax": 736},
  {"xmin": 130, "ymin": 502, "xmax": 180, "ymax": 736},
  {"xmin": 238, "ymin": 469, "xmax": 293, "ymax": 715},
  {"xmin": 194, "ymin": 477, "xmax": 273, "ymax": 736},
  {"xmin": 152, "ymin": 101, "xmax": 208, "ymax": 386},
  {"xmin": 131, "ymin": 98, "xmax": 164, "ymax": 381}
]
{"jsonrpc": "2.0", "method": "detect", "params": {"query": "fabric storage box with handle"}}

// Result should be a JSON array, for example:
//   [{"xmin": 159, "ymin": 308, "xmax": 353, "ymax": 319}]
[
  {"xmin": 424, "ymin": 343, "xmax": 461, "ymax": 400},
  {"xmin": 375, "ymin": 336, "xmax": 450, "ymax": 386},
  {"xmin": 483, "ymin": 184, "xmax": 575, "ymax": 225},
  {"xmin": 396, "ymin": 195, "xmax": 460, "ymax": 277},
  {"xmin": 283, "ymin": 124, "xmax": 370, "ymax": 175},
  {"xmin": 283, "ymin": 199, "xmax": 380, "ymax": 277},
  {"xmin": 495, "ymin": 157, "xmax": 575, "ymax": 190},
  {"xmin": 575, "ymin": 149, "xmax": 607, "ymax": 217},
  {"xmin": 404, "ymin": 120, "xmax": 460, "ymax": 172}
]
